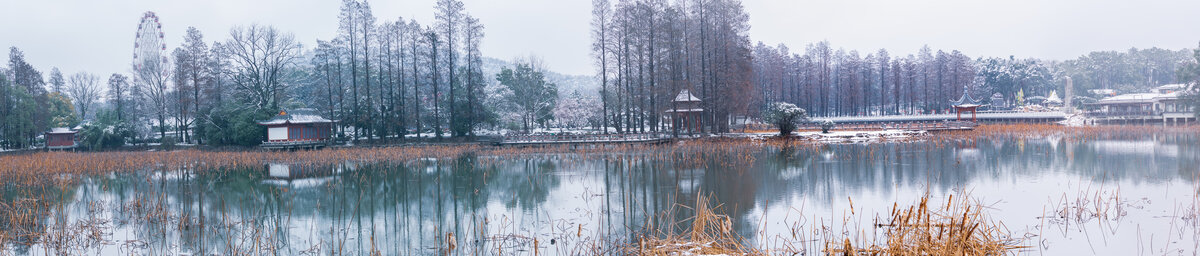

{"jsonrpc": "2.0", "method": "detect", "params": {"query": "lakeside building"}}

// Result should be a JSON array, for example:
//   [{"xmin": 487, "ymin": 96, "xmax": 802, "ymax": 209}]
[
  {"xmin": 664, "ymin": 89, "xmax": 704, "ymax": 134},
  {"xmin": 950, "ymin": 86, "xmax": 985, "ymax": 122},
  {"xmin": 44, "ymin": 127, "xmax": 78, "ymax": 150},
  {"xmin": 258, "ymin": 108, "xmax": 336, "ymax": 149},
  {"xmin": 989, "ymin": 93, "xmax": 1007, "ymax": 110},
  {"xmin": 1084, "ymin": 84, "xmax": 1196, "ymax": 125}
]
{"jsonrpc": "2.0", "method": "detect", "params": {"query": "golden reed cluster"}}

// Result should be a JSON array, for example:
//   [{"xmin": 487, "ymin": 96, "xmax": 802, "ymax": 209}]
[
  {"xmin": 825, "ymin": 195, "xmax": 1024, "ymax": 255},
  {"xmin": 0, "ymin": 145, "xmax": 478, "ymax": 186}
]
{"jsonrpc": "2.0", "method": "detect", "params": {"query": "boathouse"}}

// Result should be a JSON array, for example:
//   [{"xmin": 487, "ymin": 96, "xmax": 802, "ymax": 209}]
[
  {"xmin": 45, "ymin": 127, "xmax": 78, "ymax": 150},
  {"xmin": 258, "ymin": 109, "xmax": 335, "ymax": 149}
]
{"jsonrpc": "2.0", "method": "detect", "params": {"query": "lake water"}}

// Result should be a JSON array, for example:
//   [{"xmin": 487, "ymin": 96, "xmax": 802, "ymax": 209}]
[{"xmin": 4, "ymin": 134, "xmax": 1200, "ymax": 255}]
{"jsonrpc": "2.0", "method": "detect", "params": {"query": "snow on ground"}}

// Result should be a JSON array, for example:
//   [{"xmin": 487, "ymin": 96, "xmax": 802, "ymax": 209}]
[
  {"xmin": 1058, "ymin": 113, "xmax": 1087, "ymax": 127},
  {"xmin": 730, "ymin": 129, "xmax": 927, "ymax": 143},
  {"xmin": 402, "ymin": 132, "xmax": 441, "ymax": 138},
  {"xmin": 800, "ymin": 129, "xmax": 927, "ymax": 143},
  {"xmin": 648, "ymin": 242, "xmax": 735, "ymax": 256}
]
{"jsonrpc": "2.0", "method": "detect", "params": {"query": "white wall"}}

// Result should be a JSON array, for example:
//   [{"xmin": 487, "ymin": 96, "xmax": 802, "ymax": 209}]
[{"xmin": 268, "ymin": 127, "xmax": 288, "ymax": 141}]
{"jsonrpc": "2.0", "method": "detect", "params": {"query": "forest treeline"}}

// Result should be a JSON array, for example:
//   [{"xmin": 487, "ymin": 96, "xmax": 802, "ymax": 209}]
[
  {"xmin": 1, "ymin": 0, "xmax": 563, "ymax": 149},
  {"xmin": 752, "ymin": 42, "xmax": 1200, "ymax": 117},
  {"xmin": 2, "ymin": 0, "xmax": 1199, "ymax": 149}
]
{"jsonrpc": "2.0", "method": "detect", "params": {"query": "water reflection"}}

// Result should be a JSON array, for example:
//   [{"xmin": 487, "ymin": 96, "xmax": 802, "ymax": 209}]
[{"xmin": 3, "ymin": 134, "xmax": 1199, "ymax": 255}]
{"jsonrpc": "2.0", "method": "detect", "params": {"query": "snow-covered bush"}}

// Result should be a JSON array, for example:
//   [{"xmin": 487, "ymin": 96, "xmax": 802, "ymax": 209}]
[
  {"xmin": 762, "ymin": 102, "xmax": 808, "ymax": 137},
  {"xmin": 820, "ymin": 119, "xmax": 835, "ymax": 133},
  {"xmin": 78, "ymin": 110, "xmax": 135, "ymax": 150}
]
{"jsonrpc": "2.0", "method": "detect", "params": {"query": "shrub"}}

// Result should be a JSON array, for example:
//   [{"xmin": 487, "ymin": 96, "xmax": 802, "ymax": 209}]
[
  {"xmin": 762, "ymin": 102, "xmax": 809, "ymax": 137},
  {"xmin": 78, "ymin": 110, "xmax": 135, "ymax": 150},
  {"xmin": 820, "ymin": 120, "xmax": 835, "ymax": 133},
  {"xmin": 160, "ymin": 136, "xmax": 177, "ymax": 149},
  {"xmin": 197, "ymin": 102, "xmax": 273, "ymax": 146}
]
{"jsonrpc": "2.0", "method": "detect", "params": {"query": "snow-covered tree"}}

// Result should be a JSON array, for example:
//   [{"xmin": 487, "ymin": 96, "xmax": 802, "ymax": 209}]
[
  {"xmin": 1175, "ymin": 44, "xmax": 1200, "ymax": 117},
  {"xmin": 497, "ymin": 62, "xmax": 556, "ymax": 133},
  {"xmin": 48, "ymin": 67, "xmax": 64, "ymax": 93},
  {"xmin": 106, "ymin": 74, "xmax": 131, "ymax": 122},
  {"xmin": 66, "ymin": 72, "xmax": 101, "ymax": 120},
  {"xmin": 133, "ymin": 41, "xmax": 172, "ymax": 140},
  {"xmin": 223, "ymin": 24, "xmax": 302, "ymax": 110},
  {"xmin": 554, "ymin": 90, "xmax": 599, "ymax": 129}
]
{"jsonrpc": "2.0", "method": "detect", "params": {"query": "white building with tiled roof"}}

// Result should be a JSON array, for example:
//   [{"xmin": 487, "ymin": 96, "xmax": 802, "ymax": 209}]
[
  {"xmin": 1084, "ymin": 84, "xmax": 1195, "ymax": 125},
  {"xmin": 257, "ymin": 108, "xmax": 336, "ymax": 149}
]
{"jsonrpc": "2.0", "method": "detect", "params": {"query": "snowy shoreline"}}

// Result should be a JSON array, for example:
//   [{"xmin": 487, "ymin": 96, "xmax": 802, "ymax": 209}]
[
  {"xmin": 726, "ymin": 129, "xmax": 929, "ymax": 143},
  {"xmin": 1, "ymin": 130, "xmax": 936, "ymax": 154}
]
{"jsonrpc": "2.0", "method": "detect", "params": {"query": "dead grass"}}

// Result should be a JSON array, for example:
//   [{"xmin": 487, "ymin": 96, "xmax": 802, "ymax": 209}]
[
  {"xmin": 0, "ymin": 145, "xmax": 482, "ymax": 186},
  {"xmin": 629, "ymin": 194, "xmax": 765, "ymax": 256},
  {"xmin": 825, "ymin": 195, "xmax": 1024, "ymax": 255},
  {"xmin": 957, "ymin": 123, "xmax": 1199, "ymax": 141}
]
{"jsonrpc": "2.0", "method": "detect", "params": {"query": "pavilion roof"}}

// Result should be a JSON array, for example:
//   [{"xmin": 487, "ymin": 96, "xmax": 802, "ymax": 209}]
[
  {"xmin": 258, "ymin": 108, "xmax": 334, "ymax": 125},
  {"xmin": 46, "ymin": 127, "xmax": 76, "ymax": 134},
  {"xmin": 1090, "ymin": 92, "xmax": 1179, "ymax": 105},
  {"xmin": 673, "ymin": 89, "xmax": 701, "ymax": 102},
  {"xmin": 1045, "ymin": 91, "xmax": 1063, "ymax": 103},
  {"xmin": 950, "ymin": 86, "xmax": 984, "ymax": 107}
]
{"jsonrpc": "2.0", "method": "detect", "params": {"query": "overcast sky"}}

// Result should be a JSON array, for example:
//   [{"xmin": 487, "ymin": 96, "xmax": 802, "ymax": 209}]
[{"xmin": 3, "ymin": 0, "xmax": 1199, "ymax": 79}]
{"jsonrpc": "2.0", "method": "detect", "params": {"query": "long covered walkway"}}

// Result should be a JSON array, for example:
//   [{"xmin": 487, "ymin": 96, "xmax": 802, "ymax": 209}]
[{"xmin": 821, "ymin": 111, "xmax": 1068, "ymax": 124}]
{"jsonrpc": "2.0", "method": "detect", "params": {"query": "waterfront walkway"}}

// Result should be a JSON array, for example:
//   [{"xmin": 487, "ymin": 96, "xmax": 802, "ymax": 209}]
[
  {"xmin": 495, "ymin": 133, "xmax": 672, "ymax": 146},
  {"xmin": 798, "ymin": 121, "xmax": 977, "ymax": 131},
  {"xmin": 820, "ymin": 111, "xmax": 1067, "ymax": 124}
]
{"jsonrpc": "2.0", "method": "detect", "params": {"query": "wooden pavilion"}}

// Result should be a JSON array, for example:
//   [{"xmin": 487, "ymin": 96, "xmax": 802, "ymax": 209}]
[
  {"xmin": 258, "ymin": 108, "xmax": 336, "ymax": 149},
  {"xmin": 45, "ymin": 127, "xmax": 78, "ymax": 150},
  {"xmin": 950, "ymin": 86, "xmax": 985, "ymax": 122},
  {"xmin": 665, "ymin": 89, "xmax": 703, "ymax": 135}
]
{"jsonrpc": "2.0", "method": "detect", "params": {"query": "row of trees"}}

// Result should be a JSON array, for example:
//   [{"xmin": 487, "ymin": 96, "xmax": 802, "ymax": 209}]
[
  {"xmin": 753, "ymin": 41, "xmax": 1199, "ymax": 117},
  {"xmin": 184, "ymin": 0, "xmax": 500, "ymax": 144},
  {"xmin": 591, "ymin": 0, "xmax": 756, "ymax": 135},
  {"xmin": 5, "ymin": 0, "xmax": 1199, "ymax": 149},
  {"xmin": 1, "ymin": 0, "xmax": 598, "ymax": 150},
  {"xmin": 1054, "ymin": 47, "xmax": 1193, "ymax": 97},
  {"xmin": 1178, "ymin": 46, "xmax": 1200, "ymax": 113},
  {"xmin": 302, "ymin": 0, "xmax": 492, "ymax": 142},
  {"xmin": 753, "ymin": 42, "xmax": 978, "ymax": 117},
  {"xmin": 0, "ymin": 48, "xmax": 106, "ymax": 148},
  {"xmin": 115, "ymin": 22, "xmax": 305, "ymax": 147},
  {"xmin": 0, "ymin": 0, "xmax": 510, "ymax": 149}
]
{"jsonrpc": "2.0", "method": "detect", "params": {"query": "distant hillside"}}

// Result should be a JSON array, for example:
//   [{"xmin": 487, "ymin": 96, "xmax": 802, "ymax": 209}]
[{"xmin": 481, "ymin": 57, "xmax": 599, "ymax": 97}]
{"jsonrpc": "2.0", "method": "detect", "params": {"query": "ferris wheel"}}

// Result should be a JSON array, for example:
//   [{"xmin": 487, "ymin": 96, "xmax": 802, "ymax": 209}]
[{"xmin": 132, "ymin": 11, "xmax": 167, "ymax": 75}]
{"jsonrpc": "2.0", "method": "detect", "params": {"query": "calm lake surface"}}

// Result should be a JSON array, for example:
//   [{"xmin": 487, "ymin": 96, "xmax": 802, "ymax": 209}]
[{"xmin": 6, "ymin": 134, "xmax": 1200, "ymax": 255}]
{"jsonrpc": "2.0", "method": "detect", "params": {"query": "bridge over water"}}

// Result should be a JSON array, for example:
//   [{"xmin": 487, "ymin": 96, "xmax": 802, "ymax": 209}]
[
  {"xmin": 818, "ymin": 111, "xmax": 1068, "ymax": 124},
  {"xmin": 489, "ymin": 111, "xmax": 1067, "ymax": 146},
  {"xmin": 493, "ymin": 133, "xmax": 672, "ymax": 146}
]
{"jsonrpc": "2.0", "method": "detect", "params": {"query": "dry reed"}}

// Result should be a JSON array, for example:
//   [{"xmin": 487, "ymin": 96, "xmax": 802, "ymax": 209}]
[
  {"xmin": 628, "ymin": 194, "xmax": 765, "ymax": 256},
  {"xmin": 826, "ymin": 195, "xmax": 1024, "ymax": 255}
]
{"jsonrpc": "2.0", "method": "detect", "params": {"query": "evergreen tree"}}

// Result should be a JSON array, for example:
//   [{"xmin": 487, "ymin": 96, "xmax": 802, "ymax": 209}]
[{"xmin": 497, "ymin": 63, "xmax": 557, "ymax": 133}]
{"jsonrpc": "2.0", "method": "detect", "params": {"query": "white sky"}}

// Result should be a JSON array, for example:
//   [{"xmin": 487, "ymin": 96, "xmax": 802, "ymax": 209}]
[{"xmin": 2, "ymin": 0, "xmax": 1199, "ymax": 79}]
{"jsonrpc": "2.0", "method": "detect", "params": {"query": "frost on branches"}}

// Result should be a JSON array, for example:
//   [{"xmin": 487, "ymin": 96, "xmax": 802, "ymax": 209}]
[{"xmin": 554, "ymin": 90, "xmax": 599, "ymax": 129}]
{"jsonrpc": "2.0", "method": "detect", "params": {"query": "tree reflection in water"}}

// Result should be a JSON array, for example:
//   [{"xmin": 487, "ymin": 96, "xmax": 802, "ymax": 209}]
[{"xmin": 2, "ymin": 134, "xmax": 1199, "ymax": 255}]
